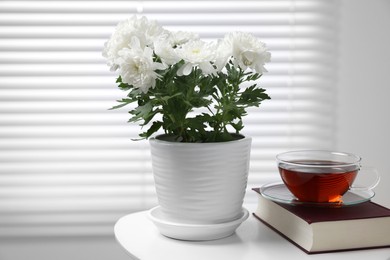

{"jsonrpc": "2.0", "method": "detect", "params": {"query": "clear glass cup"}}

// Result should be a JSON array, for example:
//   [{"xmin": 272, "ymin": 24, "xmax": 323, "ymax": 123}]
[{"xmin": 276, "ymin": 150, "xmax": 380, "ymax": 203}]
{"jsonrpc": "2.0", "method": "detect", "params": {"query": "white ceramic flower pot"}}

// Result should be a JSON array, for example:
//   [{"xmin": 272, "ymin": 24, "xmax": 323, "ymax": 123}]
[{"xmin": 149, "ymin": 135, "xmax": 252, "ymax": 224}]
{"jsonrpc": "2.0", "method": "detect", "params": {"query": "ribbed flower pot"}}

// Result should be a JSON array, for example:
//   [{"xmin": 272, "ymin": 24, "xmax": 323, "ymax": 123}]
[{"xmin": 149, "ymin": 134, "xmax": 252, "ymax": 225}]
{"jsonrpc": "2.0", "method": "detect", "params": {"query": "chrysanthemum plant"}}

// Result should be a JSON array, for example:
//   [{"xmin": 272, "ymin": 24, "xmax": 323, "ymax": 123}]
[{"xmin": 103, "ymin": 16, "xmax": 271, "ymax": 142}]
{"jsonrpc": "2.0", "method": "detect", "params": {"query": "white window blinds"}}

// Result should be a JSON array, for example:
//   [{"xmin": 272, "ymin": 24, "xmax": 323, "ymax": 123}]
[{"xmin": 0, "ymin": 0, "xmax": 338, "ymax": 237}]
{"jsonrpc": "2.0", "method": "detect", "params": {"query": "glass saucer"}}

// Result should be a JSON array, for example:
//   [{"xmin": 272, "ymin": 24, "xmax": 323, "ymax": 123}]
[{"xmin": 260, "ymin": 182, "xmax": 375, "ymax": 207}]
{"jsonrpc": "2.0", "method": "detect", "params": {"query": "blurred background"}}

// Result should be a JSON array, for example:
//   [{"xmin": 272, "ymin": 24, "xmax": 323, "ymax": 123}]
[{"xmin": 0, "ymin": 0, "xmax": 389, "ymax": 259}]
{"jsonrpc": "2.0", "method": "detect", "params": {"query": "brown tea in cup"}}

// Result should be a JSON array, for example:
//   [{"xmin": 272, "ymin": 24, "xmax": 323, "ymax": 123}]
[{"xmin": 278, "ymin": 160, "xmax": 358, "ymax": 203}]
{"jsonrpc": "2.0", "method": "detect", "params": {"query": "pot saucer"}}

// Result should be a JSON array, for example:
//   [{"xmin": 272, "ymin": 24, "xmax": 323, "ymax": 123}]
[
  {"xmin": 260, "ymin": 182, "xmax": 375, "ymax": 207},
  {"xmin": 148, "ymin": 206, "xmax": 249, "ymax": 241}
]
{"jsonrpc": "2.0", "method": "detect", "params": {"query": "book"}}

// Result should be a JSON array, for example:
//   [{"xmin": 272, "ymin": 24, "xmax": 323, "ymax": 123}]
[{"xmin": 252, "ymin": 187, "xmax": 390, "ymax": 254}]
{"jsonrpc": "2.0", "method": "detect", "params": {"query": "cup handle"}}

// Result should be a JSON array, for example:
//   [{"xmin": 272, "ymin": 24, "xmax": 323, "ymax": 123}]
[{"xmin": 350, "ymin": 166, "xmax": 380, "ymax": 191}]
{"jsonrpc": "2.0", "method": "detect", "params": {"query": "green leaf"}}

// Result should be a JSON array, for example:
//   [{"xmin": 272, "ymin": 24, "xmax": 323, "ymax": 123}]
[
  {"xmin": 231, "ymin": 120, "xmax": 244, "ymax": 133},
  {"xmin": 110, "ymin": 102, "xmax": 130, "ymax": 110},
  {"xmin": 118, "ymin": 83, "xmax": 132, "ymax": 91},
  {"xmin": 139, "ymin": 121, "xmax": 163, "ymax": 139},
  {"xmin": 245, "ymin": 72, "xmax": 262, "ymax": 82},
  {"xmin": 238, "ymin": 86, "xmax": 270, "ymax": 107},
  {"xmin": 160, "ymin": 92, "xmax": 184, "ymax": 103},
  {"xmin": 128, "ymin": 88, "xmax": 143, "ymax": 98},
  {"xmin": 110, "ymin": 98, "xmax": 135, "ymax": 110},
  {"xmin": 129, "ymin": 101, "xmax": 153, "ymax": 122}
]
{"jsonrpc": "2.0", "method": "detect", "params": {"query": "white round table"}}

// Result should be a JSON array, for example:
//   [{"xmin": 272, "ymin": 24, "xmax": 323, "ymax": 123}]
[{"xmin": 114, "ymin": 209, "xmax": 390, "ymax": 260}]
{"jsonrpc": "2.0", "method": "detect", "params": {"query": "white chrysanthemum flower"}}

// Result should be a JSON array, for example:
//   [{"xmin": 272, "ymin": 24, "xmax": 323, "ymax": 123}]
[
  {"xmin": 154, "ymin": 37, "xmax": 181, "ymax": 66},
  {"xmin": 170, "ymin": 31, "xmax": 200, "ymax": 46},
  {"xmin": 221, "ymin": 32, "xmax": 271, "ymax": 73},
  {"xmin": 154, "ymin": 31, "xmax": 200, "ymax": 66},
  {"xmin": 215, "ymin": 37, "xmax": 233, "ymax": 72},
  {"xmin": 137, "ymin": 16, "xmax": 169, "ymax": 48},
  {"xmin": 102, "ymin": 15, "xmax": 167, "ymax": 71},
  {"xmin": 116, "ymin": 37, "xmax": 166, "ymax": 93},
  {"xmin": 176, "ymin": 40, "xmax": 217, "ymax": 76}
]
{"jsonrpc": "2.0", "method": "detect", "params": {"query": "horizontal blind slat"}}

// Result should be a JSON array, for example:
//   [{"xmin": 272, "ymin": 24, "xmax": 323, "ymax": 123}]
[
  {"xmin": 0, "ymin": 38, "xmax": 337, "ymax": 51},
  {"xmin": 0, "ymin": 13, "xmax": 336, "ymax": 26},
  {"xmin": 0, "ymin": 124, "xmax": 334, "ymax": 138},
  {"xmin": 0, "ymin": 50, "xmax": 336, "ymax": 64},
  {"xmin": 0, "ymin": 114, "xmax": 334, "ymax": 126},
  {"xmin": 0, "ymin": 76, "xmax": 336, "ymax": 89},
  {"xmin": 0, "ymin": 87, "xmax": 334, "ymax": 101},
  {"xmin": 0, "ymin": 25, "xmax": 336, "ymax": 39},
  {"xmin": 0, "ymin": 1, "xmax": 336, "ymax": 13},
  {"xmin": 0, "ymin": 101, "xmax": 334, "ymax": 114},
  {"xmin": 0, "ymin": 173, "xmax": 153, "ymax": 185}
]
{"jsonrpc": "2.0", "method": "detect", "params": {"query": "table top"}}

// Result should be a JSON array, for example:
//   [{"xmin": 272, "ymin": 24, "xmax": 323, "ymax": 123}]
[{"xmin": 114, "ymin": 207, "xmax": 390, "ymax": 260}]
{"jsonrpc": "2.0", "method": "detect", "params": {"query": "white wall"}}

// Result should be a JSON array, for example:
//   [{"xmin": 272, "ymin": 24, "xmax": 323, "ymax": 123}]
[{"xmin": 338, "ymin": 0, "xmax": 390, "ymax": 207}]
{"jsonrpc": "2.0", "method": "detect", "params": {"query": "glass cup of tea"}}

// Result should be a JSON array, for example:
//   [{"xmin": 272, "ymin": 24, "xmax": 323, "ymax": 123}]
[{"xmin": 276, "ymin": 150, "xmax": 380, "ymax": 203}]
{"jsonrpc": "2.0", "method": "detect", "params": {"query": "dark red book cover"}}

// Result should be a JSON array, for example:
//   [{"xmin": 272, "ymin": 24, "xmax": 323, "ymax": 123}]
[{"xmin": 252, "ymin": 187, "xmax": 390, "ymax": 224}]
